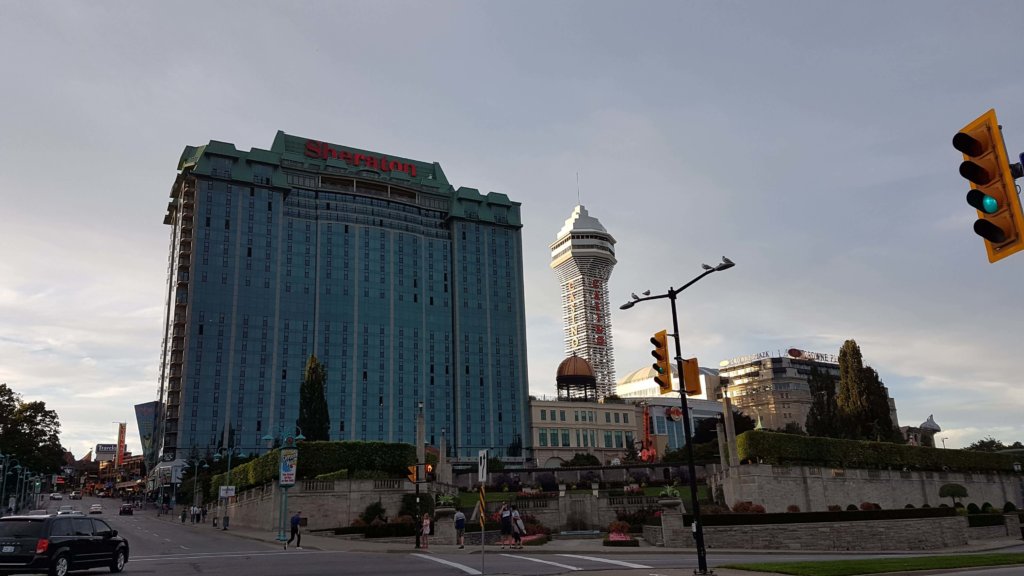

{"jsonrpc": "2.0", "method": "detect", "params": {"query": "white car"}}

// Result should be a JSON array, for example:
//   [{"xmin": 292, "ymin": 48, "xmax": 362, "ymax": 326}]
[
  {"xmin": 49, "ymin": 492, "xmax": 63, "ymax": 500},
  {"xmin": 89, "ymin": 504, "xmax": 103, "ymax": 514},
  {"xmin": 57, "ymin": 505, "xmax": 77, "ymax": 515}
]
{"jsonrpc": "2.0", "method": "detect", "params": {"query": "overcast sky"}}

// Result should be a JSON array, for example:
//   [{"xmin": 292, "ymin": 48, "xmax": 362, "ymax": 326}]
[{"xmin": 2, "ymin": 1, "xmax": 1022, "ymax": 459}]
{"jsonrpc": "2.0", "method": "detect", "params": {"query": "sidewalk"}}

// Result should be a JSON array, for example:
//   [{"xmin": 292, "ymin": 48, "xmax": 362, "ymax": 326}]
[{"xmin": 153, "ymin": 512, "xmax": 1021, "ymax": 575}]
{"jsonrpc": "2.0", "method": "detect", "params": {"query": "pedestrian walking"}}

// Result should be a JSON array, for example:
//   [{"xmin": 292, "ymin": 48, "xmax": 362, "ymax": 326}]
[
  {"xmin": 180, "ymin": 508, "xmax": 187, "ymax": 523},
  {"xmin": 454, "ymin": 509, "xmax": 466, "ymax": 549},
  {"xmin": 511, "ymin": 505, "xmax": 525, "ymax": 549},
  {"xmin": 285, "ymin": 511, "xmax": 302, "ymax": 549},
  {"xmin": 499, "ymin": 503, "xmax": 512, "ymax": 549},
  {"xmin": 420, "ymin": 513, "xmax": 431, "ymax": 549},
  {"xmin": 201, "ymin": 506, "xmax": 207, "ymax": 523}
]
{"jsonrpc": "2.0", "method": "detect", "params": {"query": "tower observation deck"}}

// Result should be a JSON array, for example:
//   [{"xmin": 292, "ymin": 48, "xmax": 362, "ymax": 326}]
[{"xmin": 549, "ymin": 205, "xmax": 617, "ymax": 397}]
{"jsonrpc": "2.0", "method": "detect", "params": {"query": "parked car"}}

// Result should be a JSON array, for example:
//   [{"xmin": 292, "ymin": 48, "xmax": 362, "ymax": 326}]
[
  {"xmin": 117, "ymin": 504, "xmax": 133, "ymax": 516},
  {"xmin": 68, "ymin": 491, "xmax": 81, "ymax": 500},
  {"xmin": 48, "ymin": 493, "xmax": 63, "ymax": 501},
  {"xmin": 0, "ymin": 514, "xmax": 128, "ymax": 575},
  {"xmin": 55, "ymin": 506, "xmax": 75, "ymax": 515},
  {"xmin": 88, "ymin": 505, "xmax": 103, "ymax": 515}
]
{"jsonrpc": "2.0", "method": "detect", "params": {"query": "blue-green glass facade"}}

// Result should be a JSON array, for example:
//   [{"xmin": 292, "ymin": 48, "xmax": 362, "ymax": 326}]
[{"xmin": 156, "ymin": 132, "xmax": 529, "ymax": 463}]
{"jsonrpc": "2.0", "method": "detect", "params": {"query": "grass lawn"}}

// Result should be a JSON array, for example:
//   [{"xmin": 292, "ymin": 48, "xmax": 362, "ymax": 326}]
[{"xmin": 721, "ymin": 552, "xmax": 1024, "ymax": 576}]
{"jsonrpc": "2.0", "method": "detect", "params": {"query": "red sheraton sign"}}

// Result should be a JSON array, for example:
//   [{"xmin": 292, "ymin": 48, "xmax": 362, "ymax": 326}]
[{"xmin": 304, "ymin": 140, "xmax": 418, "ymax": 178}]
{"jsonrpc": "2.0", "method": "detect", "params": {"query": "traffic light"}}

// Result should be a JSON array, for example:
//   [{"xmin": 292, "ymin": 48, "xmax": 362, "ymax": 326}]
[
  {"xmin": 650, "ymin": 329, "xmax": 673, "ymax": 394},
  {"xmin": 681, "ymin": 357, "xmax": 701, "ymax": 396},
  {"xmin": 425, "ymin": 463, "xmax": 434, "ymax": 482},
  {"xmin": 954, "ymin": 108, "xmax": 1024, "ymax": 263},
  {"xmin": 407, "ymin": 465, "xmax": 417, "ymax": 483}
]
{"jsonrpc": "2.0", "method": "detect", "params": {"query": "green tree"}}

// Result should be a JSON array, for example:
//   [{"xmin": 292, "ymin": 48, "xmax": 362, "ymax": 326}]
[
  {"xmin": 0, "ymin": 383, "xmax": 65, "ymax": 474},
  {"xmin": 297, "ymin": 354, "xmax": 330, "ymax": 441},
  {"xmin": 805, "ymin": 365, "xmax": 838, "ymax": 438},
  {"xmin": 562, "ymin": 453, "xmax": 601, "ymax": 467},
  {"xmin": 690, "ymin": 410, "xmax": 755, "ymax": 444},
  {"xmin": 966, "ymin": 436, "xmax": 1008, "ymax": 452},
  {"xmin": 862, "ymin": 366, "xmax": 898, "ymax": 442},
  {"xmin": 836, "ymin": 340, "xmax": 871, "ymax": 439},
  {"xmin": 939, "ymin": 483, "xmax": 968, "ymax": 507},
  {"xmin": 777, "ymin": 422, "xmax": 806, "ymax": 435}
]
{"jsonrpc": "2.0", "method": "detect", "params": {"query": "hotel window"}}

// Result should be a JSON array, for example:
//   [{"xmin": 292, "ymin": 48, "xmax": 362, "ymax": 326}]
[
  {"xmin": 604, "ymin": 431, "xmax": 613, "ymax": 448},
  {"xmin": 574, "ymin": 410, "xmax": 579, "ymax": 422},
  {"xmin": 538, "ymin": 429, "xmax": 547, "ymax": 447},
  {"xmin": 561, "ymin": 429, "xmax": 570, "ymax": 446},
  {"xmin": 548, "ymin": 429, "xmax": 558, "ymax": 447},
  {"xmin": 559, "ymin": 410, "xmax": 566, "ymax": 422},
  {"xmin": 605, "ymin": 412, "xmax": 611, "ymax": 423},
  {"xmin": 623, "ymin": 413, "xmax": 629, "ymax": 424},
  {"xmin": 614, "ymin": 430, "xmax": 624, "ymax": 448},
  {"xmin": 614, "ymin": 413, "xmax": 620, "ymax": 424},
  {"xmin": 549, "ymin": 409, "xmax": 556, "ymax": 421},
  {"xmin": 540, "ymin": 410, "xmax": 546, "ymax": 421}
]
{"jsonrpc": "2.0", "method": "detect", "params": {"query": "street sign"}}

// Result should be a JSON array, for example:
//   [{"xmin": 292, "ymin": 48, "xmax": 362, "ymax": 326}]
[
  {"xmin": 478, "ymin": 449, "xmax": 488, "ymax": 482},
  {"xmin": 219, "ymin": 486, "xmax": 236, "ymax": 498}
]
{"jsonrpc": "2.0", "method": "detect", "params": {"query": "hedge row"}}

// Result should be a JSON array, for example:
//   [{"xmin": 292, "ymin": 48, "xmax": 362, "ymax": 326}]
[
  {"xmin": 736, "ymin": 430, "xmax": 1019, "ymax": 472},
  {"xmin": 208, "ymin": 440, "xmax": 417, "ymax": 498},
  {"xmin": 685, "ymin": 507, "xmax": 957, "ymax": 526}
]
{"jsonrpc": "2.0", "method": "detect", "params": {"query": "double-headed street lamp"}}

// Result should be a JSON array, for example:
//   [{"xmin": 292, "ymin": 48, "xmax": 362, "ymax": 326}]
[
  {"xmin": 261, "ymin": 427, "xmax": 304, "ymax": 545},
  {"xmin": 14, "ymin": 468, "xmax": 31, "ymax": 513},
  {"xmin": 188, "ymin": 459, "xmax": 209, "ymax": 506},
  {"xmin": 620, "ymin": 255, "xmax": 735, "ymax": 576},
  {"xmin": 0, "ymin": 455, "xmax": 19, "ymax": 514},
  {"xmin": 214, "ymin": 446, "xmax": 242, "ymax": 530}
]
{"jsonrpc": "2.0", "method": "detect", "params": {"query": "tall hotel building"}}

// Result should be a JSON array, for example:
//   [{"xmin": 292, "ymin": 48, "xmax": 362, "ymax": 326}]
[
  {"xmin": 549, "ymin": 206, "xmax": 617, "ymax": 397},
  {"xmin": 155, "ymin": 131, "xmax": 529, "ymax": 465}
]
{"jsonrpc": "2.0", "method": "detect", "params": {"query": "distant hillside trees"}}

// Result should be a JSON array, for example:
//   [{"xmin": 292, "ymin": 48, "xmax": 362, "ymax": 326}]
[{"xmin": 966, "ymin": 436, "xmax": 1024, "ymax": 452}]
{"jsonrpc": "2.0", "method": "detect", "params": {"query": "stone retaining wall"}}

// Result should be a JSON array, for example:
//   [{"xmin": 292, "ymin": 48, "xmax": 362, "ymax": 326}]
[
  {"xmin": 710, "ymin": 464, "xmax": 1022, "ymax": 513},
  {"xmin": 650, "ymin": 516, "xmax": 968, "ymax": 551}
]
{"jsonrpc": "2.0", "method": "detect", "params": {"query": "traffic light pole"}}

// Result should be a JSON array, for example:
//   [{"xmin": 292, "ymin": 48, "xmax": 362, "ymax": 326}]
[
  {"xmin": 667, "ymin": 290, "xmax": 709, "ymax": 575},
  {"xmin": 620, "ymin": 257, "xmax": 734, "ymax": 576}
]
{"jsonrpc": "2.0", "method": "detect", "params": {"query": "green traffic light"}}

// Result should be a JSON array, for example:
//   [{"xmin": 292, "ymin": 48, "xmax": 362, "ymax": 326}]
[{"xmin": 967, "ymin": 189, "xmax": 999, "ymax": 214}]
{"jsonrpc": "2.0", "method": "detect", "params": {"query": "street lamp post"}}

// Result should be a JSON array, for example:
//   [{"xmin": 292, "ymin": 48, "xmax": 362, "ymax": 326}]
[
  {"xmin": 14, "ymin": 469, "xmax": 29, "ymax": 513},
  {"xmin": 261, "ymin": 427, "xmax": 304, "ymax": 545},
  {"xmin": 0, "ymin": 455, "xmax": 19, "ymax": 514},
  {"xmin": 189, "ymin": 459, "xmax": 209, "ymax": 507},
  {"xmin": 214, "ymin": 447, "xmax": 241, "ymax": 530},
  {"xmin": 620, "ymin": 256, "xmax": 735, "ymax": 576}
]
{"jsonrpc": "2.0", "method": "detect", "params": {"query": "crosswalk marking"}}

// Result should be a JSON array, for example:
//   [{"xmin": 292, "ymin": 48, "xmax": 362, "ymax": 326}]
[
  {"xmin": 501, "ymin": 553, "xmax": 581, "ymax": 570},
  {"xmin": 411, "ymin": 553, "xmax": 482, "ymax": 575},
  {"xmin": 558, "ymin": 553, "xmax": 651, "ymax": 568}
]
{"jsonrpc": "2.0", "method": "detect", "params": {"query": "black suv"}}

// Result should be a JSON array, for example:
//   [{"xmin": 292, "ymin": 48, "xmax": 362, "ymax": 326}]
[{"xmin": 0, "ymin": 514, "xmax": 128, "ymax": 576}]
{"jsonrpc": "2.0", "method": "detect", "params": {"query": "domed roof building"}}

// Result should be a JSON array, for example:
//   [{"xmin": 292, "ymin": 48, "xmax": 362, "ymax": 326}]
[{"xmin": 556, "ymin": 354, "xmax": 598, "ymax": 402}]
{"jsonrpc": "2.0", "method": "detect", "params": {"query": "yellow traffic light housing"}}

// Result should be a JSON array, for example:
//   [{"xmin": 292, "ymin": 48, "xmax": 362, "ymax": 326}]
[
  {"xmin": 407, "ymin": 465, "xmax": 417, "ymax": 483},
  {"xmin": 954, "ymin": 109, "xmax": 1024, "ymax": 263},
  {"xmin": 650, "ymin": 329, "xmax": 673, "ymax": 394},
  {"xmin": 681, "ymin": 358, "xmax": 701, "ymax": 396}
]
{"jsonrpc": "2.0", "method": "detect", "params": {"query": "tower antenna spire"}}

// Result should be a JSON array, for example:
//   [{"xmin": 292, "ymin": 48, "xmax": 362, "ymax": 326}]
[{"xmin": 576, "ymin": 171, "xmax": 581, "ymax": 206}]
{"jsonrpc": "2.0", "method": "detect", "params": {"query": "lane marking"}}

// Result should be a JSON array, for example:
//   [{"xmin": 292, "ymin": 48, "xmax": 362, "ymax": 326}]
[
  {"xmin": 411, "ymin": 553, "xmax": 482, "ymax": 575},
  {"xmin": 501, "ymin": 553, "xmax": 581, "ymax": 570},
  {"xmin": 558, "ymin": 554, "xmax": 651, "ymax": 568},
  {"xmin": 132, "ymin": 551, "xmax": 325, "ymax": 561}
]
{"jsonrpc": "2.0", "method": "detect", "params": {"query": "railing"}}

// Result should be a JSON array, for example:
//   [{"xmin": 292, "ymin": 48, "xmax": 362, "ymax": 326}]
[
  {"xmin": 373, "ymin": 479, "xmax": 404, "ymax": 490},
  {"xmin": 302, "ymin": 480, "xmax": 336, "ymax": 492}
]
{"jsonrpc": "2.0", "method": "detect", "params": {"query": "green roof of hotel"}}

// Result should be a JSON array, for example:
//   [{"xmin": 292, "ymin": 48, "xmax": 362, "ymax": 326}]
[{"xmin": 173, "ymin": 132, "xmax": 521, "ymax": 228}]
